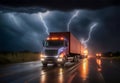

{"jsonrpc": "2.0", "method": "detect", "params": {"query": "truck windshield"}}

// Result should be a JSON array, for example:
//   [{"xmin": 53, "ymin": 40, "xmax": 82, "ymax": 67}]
[
  {"xmin": 44, "ymin": 40, "xmax": 64, "ymax": 47},
  {"xmin": 45, "ymin": 50, "xmax": 58, "ymax": 56}
]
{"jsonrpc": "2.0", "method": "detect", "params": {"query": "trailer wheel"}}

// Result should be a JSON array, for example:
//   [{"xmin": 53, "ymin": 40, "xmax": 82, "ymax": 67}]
[
  {"xmin": 77, "ymin": 56, "xmax": 80, "ymax": 62},
  {"xmin": 43, "ymin": 63, "xmax": 47, "ymax": 67},
  {"xmin": 53, "ymin": 63, "xmax": 58, "ymax": 67},
  {"xmin": 74, "ymin": 56, "xmax": 79, "ymax": 63},
  {"xmin": 73, "ymin": 56, "xmax": 77, "ymax": 62},
  {"xmin": 60, "ymin": 63, "xmax": 65, "ymax": 67}
]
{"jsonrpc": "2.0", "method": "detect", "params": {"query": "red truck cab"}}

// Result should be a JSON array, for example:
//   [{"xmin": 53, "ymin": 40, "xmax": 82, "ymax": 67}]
[{"xmin": 41, "ymin": 32, "xmax": 82, "ymax": 67}]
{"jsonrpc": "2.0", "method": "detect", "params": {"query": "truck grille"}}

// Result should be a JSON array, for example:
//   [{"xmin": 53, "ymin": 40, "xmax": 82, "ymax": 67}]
[
  {"xmin": 45, "ymin": 50, "xmax": 58, "ymax": 56},
  {"xmin": 45, "ymin": 57, "xmax": 56, "ymax": 62}
]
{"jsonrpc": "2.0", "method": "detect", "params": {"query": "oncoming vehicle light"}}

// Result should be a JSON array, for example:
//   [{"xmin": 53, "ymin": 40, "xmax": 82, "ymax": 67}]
[
  {"xmin": 96, "ymin": 53, "xmax": 99, "ymax": 56},
  {"xmin": 99, "ymin": 53, "xmax": 101, "ymax": 57},
  {"xmin": 96, "ymin": 53, "xmax": 102, "ymax": 57}
]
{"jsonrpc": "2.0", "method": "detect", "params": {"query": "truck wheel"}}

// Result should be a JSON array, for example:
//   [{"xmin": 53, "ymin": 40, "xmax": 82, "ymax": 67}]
[
  {"xmin": 43, "ymin": 63, "xmax": 47, "ymax": 67},
  {"xmin": 74, "ymin": 56, "xmax": 78, "ymax": 63},
  {"xmin": 60, "ymin": 63, "xmax": 65, "ymax": 67},
  {"xmin": 77, "ymin": 56, "xmax": 79, "ymax": 62},
  {"xmin": 53, "ymin": 63, "xmax": 58, "ymax": 67}
]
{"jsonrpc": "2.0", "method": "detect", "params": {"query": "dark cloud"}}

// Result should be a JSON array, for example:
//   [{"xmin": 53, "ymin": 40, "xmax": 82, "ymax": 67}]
[
  {"xmin": 0, "ymin": 5, "xmax": 47, "ymax": 13},
  {"xmin": 88, "ymin": 7, "xmax": 120, "ymax": 53},
  {"xmin": 0, "ymin": 13, "xmax": 47, "ymax": 52},
  {"xmin": 0, "ymin": 0, "xmax": 120, "ymax": 13}
]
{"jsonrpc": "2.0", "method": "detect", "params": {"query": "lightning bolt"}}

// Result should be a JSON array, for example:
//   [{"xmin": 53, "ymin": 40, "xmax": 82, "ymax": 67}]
[
  {"xmin": 81, "ymin": 22, "xmax": 98, "ymax": 48},
  {"xmin": 8, "ymin": 13, "xmax": 20, "ymax": 27},
  {"xmin": 85, "ymin": 23, "xmax": 98, "ymax": 43},
  {"xmin": 67, "ymin": 10, "xmax": 79, "ymax": 31},
  {"xmin": 39, "ymin": 13, "xmax": 49, "ymax": 35}
]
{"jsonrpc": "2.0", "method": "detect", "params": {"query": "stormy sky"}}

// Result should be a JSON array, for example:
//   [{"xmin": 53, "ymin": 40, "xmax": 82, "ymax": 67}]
[{"xmin": 0, "ymin": 0, "xmax": 120, "ymax": 54}]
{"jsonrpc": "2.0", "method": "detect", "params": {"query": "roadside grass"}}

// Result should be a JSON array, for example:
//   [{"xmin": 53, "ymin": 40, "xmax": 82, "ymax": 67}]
[
  {"xmin": 102, "ymin": 56, "xmax": 120, "ymax": 60},
  {"xmin": 0, "ymin": 52, "xmax": 40, "ymax": 64}
]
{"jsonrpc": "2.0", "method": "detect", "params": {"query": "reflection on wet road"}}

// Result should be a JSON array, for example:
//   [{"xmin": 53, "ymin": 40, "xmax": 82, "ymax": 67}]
[
  {"xmin": 0, "ymin": 57, "xmax": 120, "ymax": 83},
  {"xmin": 80, "ymin": 59, "xmax": 89, "ymax": 81},
  {"xmin": 96, "ymin": 58, "xmax": 102, "ymax": 72}
]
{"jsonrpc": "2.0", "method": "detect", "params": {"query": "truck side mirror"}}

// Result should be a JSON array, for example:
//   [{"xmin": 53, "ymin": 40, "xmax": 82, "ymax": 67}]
[
  {"xmin": 42, "ymin": 40, "xmax": 45, "ymax": 47},
  {"xmin": 65, "ymin": 41, "xmax": 68, "ymax": 46}
]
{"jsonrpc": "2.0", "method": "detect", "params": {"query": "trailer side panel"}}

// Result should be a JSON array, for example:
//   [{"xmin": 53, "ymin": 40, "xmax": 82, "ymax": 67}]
[{"xmin": 70, "ymin": 33, "xmax": 81, "ymax": 55}]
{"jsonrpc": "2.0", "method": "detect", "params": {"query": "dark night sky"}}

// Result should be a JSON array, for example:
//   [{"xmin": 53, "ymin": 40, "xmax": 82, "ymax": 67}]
[{"xmin": 0, "ymin": 0, "xmax": 120, "ymax": 54}]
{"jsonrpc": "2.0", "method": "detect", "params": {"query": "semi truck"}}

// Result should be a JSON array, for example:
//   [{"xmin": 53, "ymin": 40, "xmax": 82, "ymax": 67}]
[{"xmin": 40, "ymin": 32, "xmax": 84, "ymax": 67}]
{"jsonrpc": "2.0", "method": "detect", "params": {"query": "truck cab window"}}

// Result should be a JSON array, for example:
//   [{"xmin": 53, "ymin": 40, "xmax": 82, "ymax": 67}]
[{"xmin": 45, "ymin": 40, "xmax": 64, "ymax": 47}]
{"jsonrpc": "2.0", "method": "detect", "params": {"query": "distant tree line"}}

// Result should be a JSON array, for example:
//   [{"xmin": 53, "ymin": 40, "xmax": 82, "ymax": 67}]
[
  {"xmin": 0, "ymin": 51, "xmax": 41, "ymax": 64},
  {"xmin": 0, "ymin": 51, "xmax": 40, "ymax": 55},
  {"xmin": 102, "ymin": 51, "xmax": 120, "ymax": 57}
]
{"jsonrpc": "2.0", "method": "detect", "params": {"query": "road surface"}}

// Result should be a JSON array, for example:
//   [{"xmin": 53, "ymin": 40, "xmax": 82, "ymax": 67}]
[{"xmin": 0, "ymin": 57, "xmax": 120, "ymax": 83}]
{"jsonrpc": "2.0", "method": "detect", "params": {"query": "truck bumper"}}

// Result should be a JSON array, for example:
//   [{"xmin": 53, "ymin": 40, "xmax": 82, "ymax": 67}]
[{"xmin": 41, "ymin": 57, "xmax": 65, "ymax": 64}]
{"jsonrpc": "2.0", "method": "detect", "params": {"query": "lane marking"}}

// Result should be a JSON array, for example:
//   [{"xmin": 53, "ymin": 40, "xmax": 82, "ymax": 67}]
[{"xmin": 67, "ymin": 72, "xmax": 77, "ymax": 83}]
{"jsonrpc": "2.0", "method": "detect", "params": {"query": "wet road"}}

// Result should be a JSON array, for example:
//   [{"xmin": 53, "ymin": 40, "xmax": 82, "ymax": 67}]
[{"xmin": 0, "ymin": 57, "xmax": 120, "ymax": 83}]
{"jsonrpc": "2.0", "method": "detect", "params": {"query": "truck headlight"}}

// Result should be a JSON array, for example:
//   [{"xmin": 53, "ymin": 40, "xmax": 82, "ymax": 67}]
[
  {"xmin": 41, "ymin": 58, "xmax": 45, "ymax": 61},
  {"xmin": 59, "ymin": 53, "xmax": 64, "ymax": 58},
  {"xmin": 57, "ymin": 58, "xmax": 63, "ymax": 62},
  {"xmin": 40, "ymin": 54, "xmax": 46, "ymax": 61},
  {"xmin": 40, "ymin": 54, "xmax": 47, "ymax": 58}
]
